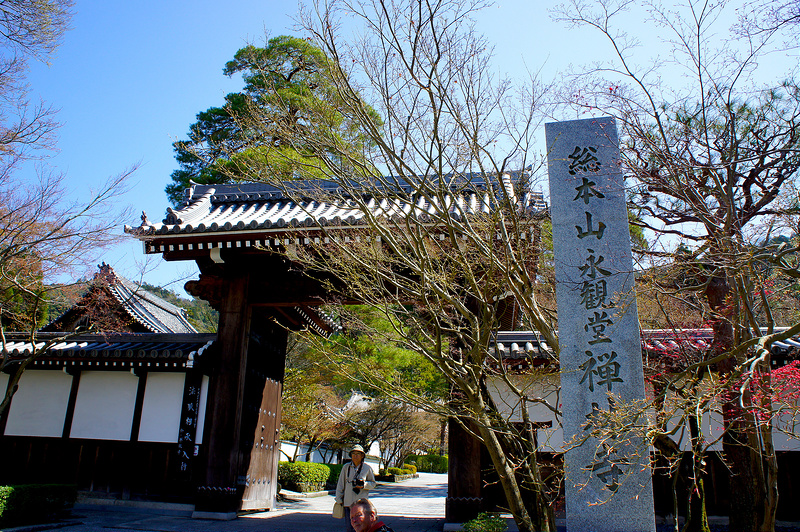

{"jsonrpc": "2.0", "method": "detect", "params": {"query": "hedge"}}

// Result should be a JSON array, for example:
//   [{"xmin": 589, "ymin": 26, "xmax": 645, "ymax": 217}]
[
  {"xmin": 278, "ymin": 461, "xmax": 331, "ymax": 492},
  {"xmin": 323, "ymin": 463, "xmax": 345, "ymax": 488},
  {"xmin": 0, "ymin": 484, "xmax": 77, "ymax": 527},
  {"xmin": 407, "ymin": 454, "xmax": 448, "ymax": 473},
  {"xmin": 463, "ymin": 512, "xmax": 508, "ymax": 532},
  {"xmin": 401, "ymin": 463, "xmax": 417, "ymax": 474}
]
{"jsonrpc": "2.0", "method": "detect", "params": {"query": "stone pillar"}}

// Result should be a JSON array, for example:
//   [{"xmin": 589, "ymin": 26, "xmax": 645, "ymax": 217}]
[{"xmin": 546, "ymin": 117, "xmax": 655, "ymax": 532}]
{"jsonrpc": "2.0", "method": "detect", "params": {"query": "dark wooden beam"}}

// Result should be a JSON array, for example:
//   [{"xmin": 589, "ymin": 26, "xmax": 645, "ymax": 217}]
[
  {"xmin": 195, "ymin": 272, "xmax": 251, "ymax": 515},
  {"xmin": 129, "ymin": 371, "xmax": 148, "ymax": 442},
  {"xmin": 62, "ymin": 371, "xmax": 82, "ymax": 439}
]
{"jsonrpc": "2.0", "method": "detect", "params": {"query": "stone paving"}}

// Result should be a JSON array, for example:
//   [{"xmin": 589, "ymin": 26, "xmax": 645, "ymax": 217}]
[{"xmin": 11, "ymin": 473, "xmax": 449, "ymax": 532}]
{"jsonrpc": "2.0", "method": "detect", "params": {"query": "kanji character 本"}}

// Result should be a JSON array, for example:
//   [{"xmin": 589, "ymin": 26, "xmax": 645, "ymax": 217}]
[
  {"xmin": 573, "ymin": 177, "xmax": 605, "ymax": 204},
  {"xmin": 567, "ymin": 146, "xmax": 600, "ymax": 175},
  {"xmin": 585, "ymin": 311, "xmax": 613, "ymax": 344},
  {"xmin": 576, "ymin": 211, "xmax": 606, "ymax": 239},
  {"xmin": 580, "ymin": 279, "xmax": 608, "ymax": 309},
  {"xmin": 579, "ymin": 350, "xmax": 623, "ymax": 391},
  {"xmin": 579, "ymin": 249, "xmax": 612, "ymax": 279}
]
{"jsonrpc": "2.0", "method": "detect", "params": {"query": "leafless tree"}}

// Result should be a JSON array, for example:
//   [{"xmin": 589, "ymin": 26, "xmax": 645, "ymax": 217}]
[
  {"xmin": 0, "ymin": 1, "xmax": 138, "ymax": 417},
  {"xmin": 0, "ymin": 0, "xmax": 73, "ymax": 161},
  {"xmin": 217, "ymin": 0, "xmax": 563, "ymax": 529}
]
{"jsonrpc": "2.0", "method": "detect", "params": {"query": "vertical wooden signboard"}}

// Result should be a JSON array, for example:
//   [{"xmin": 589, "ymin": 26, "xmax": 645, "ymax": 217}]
[{"xmin": 546, "ymin": 117, "xmax": 655, "ymax": 532}]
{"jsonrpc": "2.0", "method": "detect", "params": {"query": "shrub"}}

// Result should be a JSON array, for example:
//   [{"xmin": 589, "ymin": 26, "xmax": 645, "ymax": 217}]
[
  {"xmin": 386, "ymin": 467, "xmax": 405, "ymax": 476},
  {"xmin": 463, "ymin": 512, "xmax": 508, "ymax": 532},
  {"xmin": 278, "ymin": 461, "xmax": 331, "ymax": 492},
  {"xmin": 0, "ymin": 484, "xmax": 77, "ymax": 527},
  {"xmin": 408, "ymin": 454, "xmax": 448, "ymax": 473},
  {"xmin": 323, "ymin": 463, "xmax": 344, "ymax": 489},
  {"xmin": 401, "ymin": 463, "xmax": 417, "ymax": 474}
]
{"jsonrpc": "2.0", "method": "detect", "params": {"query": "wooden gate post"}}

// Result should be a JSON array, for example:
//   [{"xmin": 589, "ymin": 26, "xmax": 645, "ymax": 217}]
[{"xmin": 193, "ymin": 271, "xmax": 251, "ymax": 518}]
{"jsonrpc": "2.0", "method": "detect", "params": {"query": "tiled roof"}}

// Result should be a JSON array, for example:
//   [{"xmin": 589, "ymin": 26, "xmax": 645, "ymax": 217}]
[
  {"xmin": 42, "ymin": 264, "xmax": 197, "ymax": 335},
  {"xmin": 2, "ymin": 333, "xmax": 216, "ymax": 371},
  {"xmin": 106, "ymin": 270, "xmax": 197, "ymax": 334},
  {"xmin": 125, "ymin": 179, "xmax": 547, "ymax": 240},
  {"xmin": 487, "ymin": 328, "xmax": 800, "ymax": 372}
]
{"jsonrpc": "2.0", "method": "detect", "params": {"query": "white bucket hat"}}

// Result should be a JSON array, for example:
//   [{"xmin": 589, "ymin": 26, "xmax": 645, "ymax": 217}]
[{"xmin": 349, "ymin": 444, "xmax": 365, "ymax": 457}]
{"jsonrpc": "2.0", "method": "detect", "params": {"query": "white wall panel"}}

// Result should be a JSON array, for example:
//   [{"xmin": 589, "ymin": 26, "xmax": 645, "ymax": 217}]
[
  {"xmin": 71, "ymin": 371, "xmax": 138, "ymax": 440},
  {"xmin": 487, "ymin": 374, "xmax": 563, "ymax": 452},
  {"xmin": 138, "ymin": 373, "xmax": 185, "ymax": 443},
  {"xmin": 4, "ymin": 370, "xmax": 72, "ymax": 437},
  {"xmin": 195, "ymin": 375, "xmax": 209, "ymax": 444}
]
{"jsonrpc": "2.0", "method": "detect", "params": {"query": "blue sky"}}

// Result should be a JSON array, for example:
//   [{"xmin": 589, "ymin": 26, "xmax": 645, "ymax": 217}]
[
  {"xmin": 26, "ymin": 0, "xmax": 586, "ymax": 293},
  {"xmin": 27, "ymin": 0, "xmax": 303, "ymax": 290},
  {"xmin": 25, "ymin": 0, "xmax": 797, "ymax": 294}
]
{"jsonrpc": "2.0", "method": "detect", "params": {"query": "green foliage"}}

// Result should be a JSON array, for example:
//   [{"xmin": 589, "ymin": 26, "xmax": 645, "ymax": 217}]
[
  {"xmin": 323, "ymin": 463, "xmax": 344, "ymax": 487},
  {"xmin": 277, "ymin": 461, "xmax": 331, "ymax": 492},
  {"xmin": 402, "ymin": 463, "xmax": 417, "ymax": 474},
  {"xmin": 166, "ymin": 35, "xmax": 381, "ymax": 205},
  {"xmin": 0, "ymin": 484, "xmax": 77, "ymax": 527},
  {"xmin": 407, "ymin": 454, "xmax": 448, "ymax": 473},
  {"xmin": 386, "ymin": 467, "xmax": 405, "ymax": 476},
  {"xmin": 0, "ymin": 255, "xmax": 49, "ymax": 331},
  {"xmin": 463, "ymin": 512, "xmax": 509, "ymax": 532},
  {"xmin": 319, "ymin": 305, "xmax": 448, "ymax": 400}
]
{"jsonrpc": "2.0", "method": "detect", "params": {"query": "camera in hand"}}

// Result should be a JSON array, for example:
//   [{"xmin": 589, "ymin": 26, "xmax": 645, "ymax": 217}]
[{"xmin": 352, "ymin": 479, "xmax": 365, "ymax": 494}]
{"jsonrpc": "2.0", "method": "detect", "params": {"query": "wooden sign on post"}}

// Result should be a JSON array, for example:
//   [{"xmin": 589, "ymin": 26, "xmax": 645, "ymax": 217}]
[{"xmin": 546, "ymin": 117, "xmax": 655, "ymax": 532}]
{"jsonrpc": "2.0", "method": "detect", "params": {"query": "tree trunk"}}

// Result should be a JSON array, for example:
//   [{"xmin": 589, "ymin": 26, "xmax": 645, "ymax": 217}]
[
  {"xmin": 305, "ymin": 436, "xmax": 318, "ymax": 462},
  {"xmin": 706, "ymin": 274, "xmax": 774, "ymax": 532},
  {"xmin": 473, "ymin": 408, "xmax": 554, "ymax": 532},
  {"xmin": 682, "ymin": 414, "xmax": 710, "ymax": 532}
]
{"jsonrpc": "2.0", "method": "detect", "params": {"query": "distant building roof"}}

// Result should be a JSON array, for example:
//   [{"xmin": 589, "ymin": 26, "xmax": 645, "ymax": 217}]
[
  {"xmin": 42, "ymin": 263, "xmax": 197, "ymax": 334},
  {"xmin": 487, "ymin": 329, "xmax": 800, "ymax": 373}
]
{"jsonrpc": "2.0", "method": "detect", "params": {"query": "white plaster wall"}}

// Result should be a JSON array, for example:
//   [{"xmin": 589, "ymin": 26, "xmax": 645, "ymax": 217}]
[
  {"xmin": 489, "ymin": 375, "xmax": 800, "ymax": 453},
  {"xmin": 194, "ymin": 375, "xmax": 209, "ymax": 444},
  {"xmin": 772, "ymin": 401, "xmax": 800, "ymax": 451},
  {"xmin": 138, "ymin": 373, "xmax": 185, "ymax": 443},
  {"xmin": 4, "ymin": 370, "xmax": 72, "ymax": 437},
  {"xmin": 71, "ymin": 371, "xmax": 138, "ymax": 440},
  {"xmin": 487, "ymin": 373, "xmax": 563, "ymax": 452},
  {"xmin": 279, "ymin": 441, "xmax": 338, "ymax": 463}
]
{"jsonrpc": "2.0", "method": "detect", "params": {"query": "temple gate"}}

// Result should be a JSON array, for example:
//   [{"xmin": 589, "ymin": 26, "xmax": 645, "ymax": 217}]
[{"xmin": 126, "ymin": 178, "xmax": 545, "ymax": 518}]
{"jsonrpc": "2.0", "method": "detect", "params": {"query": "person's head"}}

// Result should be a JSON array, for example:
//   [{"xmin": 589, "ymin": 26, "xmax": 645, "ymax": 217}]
[
  {"xmin": 349, "ymin": 444, "xmax": 365, "ymax": 465},
  {"xmin": 350, "ymin": 498, "xmax": 377, "ymax": 532}
]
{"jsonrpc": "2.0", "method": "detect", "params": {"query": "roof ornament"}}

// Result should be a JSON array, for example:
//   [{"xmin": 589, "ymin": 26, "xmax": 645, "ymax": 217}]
[
  {"xmin": 96, "ymin": 262, "xmax": 116, "ymax": 283},
  {"xmin": 140, "ymin": 211, "xmax": 151, "ymax": 227},
  {"xmin": 186, "ymin": 180, "xmax": 201, "ymax": 205}
]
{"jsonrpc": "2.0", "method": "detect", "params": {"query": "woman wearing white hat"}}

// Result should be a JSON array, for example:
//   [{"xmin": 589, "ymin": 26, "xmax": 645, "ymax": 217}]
[{"xmin": 335, "ymin": 444, "xmax": 376, "ymax": 532}]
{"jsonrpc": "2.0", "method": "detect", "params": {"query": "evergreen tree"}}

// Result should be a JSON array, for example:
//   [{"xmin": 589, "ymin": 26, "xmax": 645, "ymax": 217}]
[{"xmin": 166, "ymin": 35, "xmax": 381, "ymax": 205}]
